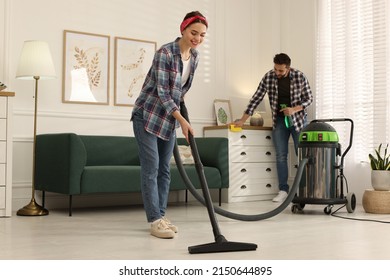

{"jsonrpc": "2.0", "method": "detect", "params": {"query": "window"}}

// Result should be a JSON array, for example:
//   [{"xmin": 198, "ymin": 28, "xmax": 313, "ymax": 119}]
[{"xmin": 316, "ymin": 0, "xmax": 390, "ymax": 163}]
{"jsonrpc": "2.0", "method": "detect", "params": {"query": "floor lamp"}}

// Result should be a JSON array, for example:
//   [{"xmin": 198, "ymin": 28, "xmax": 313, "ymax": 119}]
[{"xmin": 16, "ymin": 40, "xmax": 56, "ymax": 216}]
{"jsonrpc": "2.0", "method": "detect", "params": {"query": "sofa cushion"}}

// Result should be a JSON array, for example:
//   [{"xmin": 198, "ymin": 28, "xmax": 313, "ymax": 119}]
[
  {"xmin": 81, "ymin": 166, "xmax": 142, "ymax": 193},
  {"xmin": 81, "ymin": 165, "xmax": 222, "ymax": 193},
  {"xmin": 80, "ymin": 136, "xmax": 140, "ymax": 166},
  {"xmin": 170, "ymin": 145, "xmax": 195, "ymax": 165},
  {"xmin": 169, "ymin": 166, "xmax": 222, "ymax": 190}
]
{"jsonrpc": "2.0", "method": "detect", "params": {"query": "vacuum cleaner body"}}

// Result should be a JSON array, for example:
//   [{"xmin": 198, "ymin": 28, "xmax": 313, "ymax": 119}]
[
  {"xmin": 292, "ymin": 119, "xmax": 356, "ymax": 214},
  {"xmin": 298, "ymin": 122, "xmax": 340, "ymax": 200}
]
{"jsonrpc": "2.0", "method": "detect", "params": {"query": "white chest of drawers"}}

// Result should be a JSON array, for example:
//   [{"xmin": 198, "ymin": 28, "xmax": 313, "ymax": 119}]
[
  {"xmin": 0, "ymin": 92, "xmax": 14, "ymax": 217},
  {"xmin": 204, "ymin": 125, "xmax": 278, "ymax": 203}
]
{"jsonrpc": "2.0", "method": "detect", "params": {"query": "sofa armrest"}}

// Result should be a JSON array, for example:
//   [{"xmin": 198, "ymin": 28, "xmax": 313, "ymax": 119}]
[
  {"xmin": 35, "ymin": 133, "xmax": 87, "ymax": 195},
  {"xmin": 178, "ymin": 137, "xmax": 229, "ymax": 188}
]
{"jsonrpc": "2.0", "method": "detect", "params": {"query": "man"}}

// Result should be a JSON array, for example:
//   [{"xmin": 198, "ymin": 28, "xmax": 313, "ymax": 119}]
[{"xmin": 233, "ymin": 53, "xmax": 313, "ymax": 202}]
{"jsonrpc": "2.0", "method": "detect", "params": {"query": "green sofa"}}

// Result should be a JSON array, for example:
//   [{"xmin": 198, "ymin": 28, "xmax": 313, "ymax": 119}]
[{"xmin": 34, "ymin": 133, "xmax": 229, "ymax": 216}]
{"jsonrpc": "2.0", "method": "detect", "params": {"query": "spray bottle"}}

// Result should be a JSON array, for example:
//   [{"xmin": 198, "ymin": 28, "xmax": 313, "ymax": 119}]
[{"xmin": 280, "ymin": 104, "xmax": 293, "ymax": 128}]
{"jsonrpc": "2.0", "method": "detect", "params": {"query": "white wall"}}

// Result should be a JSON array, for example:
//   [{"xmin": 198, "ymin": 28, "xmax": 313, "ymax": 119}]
[{"xmin": 1, "ymin": 0, "xmax": 321, "ymax": 211}]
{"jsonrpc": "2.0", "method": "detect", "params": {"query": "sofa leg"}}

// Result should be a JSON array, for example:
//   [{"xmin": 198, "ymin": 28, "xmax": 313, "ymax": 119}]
[
  {"xmin": 185, "ymin": 190, "xmax": 188, "ymax": 203},
  {"xmin": 219, "ymin": 189, "xmax": 222, "ymax": 206},
  {"xmin": 69, "ymin": 195, "xmax": 72, "ymax": 217}
]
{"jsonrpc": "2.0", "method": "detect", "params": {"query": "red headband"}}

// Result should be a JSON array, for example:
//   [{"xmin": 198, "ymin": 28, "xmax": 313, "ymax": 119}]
[{"xmin": 180, "ymin": 15, "xmax": 208, "ymax": 33}]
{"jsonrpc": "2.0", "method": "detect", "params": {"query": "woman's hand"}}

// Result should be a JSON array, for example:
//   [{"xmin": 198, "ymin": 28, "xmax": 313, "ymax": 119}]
[
  {"xmin": 172, "ymin": 110, "xmax": 194, "ymax": 143},
  {"xmin": 179, "ymin": 118, "xmax": 194, "ymax": 143}
]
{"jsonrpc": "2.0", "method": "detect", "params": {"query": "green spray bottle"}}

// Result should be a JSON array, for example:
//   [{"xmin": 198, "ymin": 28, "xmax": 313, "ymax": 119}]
[{"xmin": 280, "ymin": 104, "xmax": 293, "ymax": 128}]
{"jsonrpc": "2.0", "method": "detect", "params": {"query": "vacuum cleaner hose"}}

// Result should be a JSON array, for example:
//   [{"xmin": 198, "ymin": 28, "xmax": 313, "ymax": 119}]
[{"xmin": 174, "ymin": 102, "xmax": 308, "ymax": 221}]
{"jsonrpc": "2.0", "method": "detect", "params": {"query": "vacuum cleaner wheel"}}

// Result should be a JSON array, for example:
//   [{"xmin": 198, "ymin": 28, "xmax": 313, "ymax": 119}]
[{"xmin": 346, "ymin": 192, "xmax": 356, "ymax": 213}]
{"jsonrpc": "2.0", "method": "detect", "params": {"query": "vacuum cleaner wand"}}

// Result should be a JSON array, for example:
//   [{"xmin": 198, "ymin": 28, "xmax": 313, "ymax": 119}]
[{"xmin": 178, "ymin": 102, "xmax": 257, "ymax": 254}]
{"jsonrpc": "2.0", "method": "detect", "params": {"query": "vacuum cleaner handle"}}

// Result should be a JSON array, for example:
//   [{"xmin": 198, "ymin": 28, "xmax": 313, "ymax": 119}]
[
  {"xmin": 179, "ymin": 101, "xmax": 225, "ymax": 239},
  {"xmin": 311, "ymin": 118, "xmax": 354, "ymax": 168}
]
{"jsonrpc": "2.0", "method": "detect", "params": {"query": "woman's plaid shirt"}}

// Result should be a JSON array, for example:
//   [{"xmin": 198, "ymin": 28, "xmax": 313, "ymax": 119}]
[{"xmin": 132, "ymin": 38, "xmax": 199, "ymax": 141}]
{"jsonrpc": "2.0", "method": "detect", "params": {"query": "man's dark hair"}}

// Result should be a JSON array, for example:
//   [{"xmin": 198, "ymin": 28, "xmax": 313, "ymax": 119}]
[{"xmin": 273, "ymin": 53, "xmax": 291, "ymax": 67}]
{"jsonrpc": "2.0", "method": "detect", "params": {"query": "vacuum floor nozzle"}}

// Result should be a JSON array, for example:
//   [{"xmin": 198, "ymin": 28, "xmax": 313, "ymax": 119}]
[{"xmin": 188, "ymin": 235, "xmax": 257, "ymax": 254}]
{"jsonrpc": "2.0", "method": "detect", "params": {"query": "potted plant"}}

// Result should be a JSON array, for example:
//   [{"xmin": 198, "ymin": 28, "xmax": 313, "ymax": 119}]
[{"xmin": 369, "ymin": 143, "xmax": 390, "ymax": 191}]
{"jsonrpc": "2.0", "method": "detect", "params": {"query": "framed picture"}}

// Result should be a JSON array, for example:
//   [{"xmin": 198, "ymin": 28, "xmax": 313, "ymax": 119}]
[
  {"xmin": 114, "ymin": 37, "xmax": 156, "ymax": 106},
  {"xmin": 62, "ymin": 30, "xmax": 110, "ymax": 105},
  {"xmin": 214, "ymin": 99, "xmax": 232, "ymax": 125}
]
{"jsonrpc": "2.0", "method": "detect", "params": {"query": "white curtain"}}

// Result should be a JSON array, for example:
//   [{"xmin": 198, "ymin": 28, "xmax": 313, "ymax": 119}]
[{"xmin": 316, "ymin": 0, "xmax": 390, "ymax": 163}]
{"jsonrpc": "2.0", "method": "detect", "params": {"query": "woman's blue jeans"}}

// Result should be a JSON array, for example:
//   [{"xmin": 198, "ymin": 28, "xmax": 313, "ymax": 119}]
[
  {"xmin": 132, "ymin": 110, "xmax": 176, "ymax": 222},
  {"xmin": 272, "ymin": 115, "xmax": 301, "ymax": 193}
]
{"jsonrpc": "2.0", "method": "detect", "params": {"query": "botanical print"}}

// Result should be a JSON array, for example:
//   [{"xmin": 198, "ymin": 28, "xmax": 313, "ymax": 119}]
[
  {"xmin": 63, "ymin": 30, "xmax": 110, "ymax": 104},
  {"xmin": 217, "ymin": 107, "xmax": 228, "ymax": 124},
  {"xmin": 119, "ymin": 47, "xmax": 146, "ymax": 98},
  {"xmin": 114, "ymin": 37, "xmax": 156, "ymax": 106},
  {"xmin": 214, "ymin": 99, "xmax": 232, "ymax": 125},
  {"xmin": 73, "ymin": 47, "xmax": 101, "ymax": 90}
]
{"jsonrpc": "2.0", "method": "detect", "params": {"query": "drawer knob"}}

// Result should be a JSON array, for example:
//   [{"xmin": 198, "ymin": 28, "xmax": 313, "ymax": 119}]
[
  {"xmin": 240, "ymin": 185, "xmax": 247, "ymax": 189},
  {"xmin": 266, "ymin": 151, "xmax": 272, "ymax": 156},
  {"xmin": 240, "ymin": 135, "xmax": 247, "ymax": 139},
  {"xmin": 266, "ymin": 184, "xmax": 272, "ymax": 188},
  {"xmin": 240, "ymin": 152, "xmax": 247, "ymax": 156},
  {"xmin": 240, "ymin": 168, "xmax": 247, "ymax": 173},
  {"xmin": 266, "ymin": 135, "xmax": 271, "ymax": 140},
  {"xmin": 266, "ymin": 168, "xmax": 272, "ymax": 172}
]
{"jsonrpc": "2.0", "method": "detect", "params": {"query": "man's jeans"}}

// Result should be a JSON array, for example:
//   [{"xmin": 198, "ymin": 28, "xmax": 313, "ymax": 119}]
[
  {"xmin": 132, "ymin": 109, "xmax": 176, "ymax": 222},
  {"xmin": 272, "ymin": 115, "xmax": 301, "ymax": 193}
]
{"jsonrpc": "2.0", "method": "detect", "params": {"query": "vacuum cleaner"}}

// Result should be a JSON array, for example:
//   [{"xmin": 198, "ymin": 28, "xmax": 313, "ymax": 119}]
[
  {"xmin": 176, "ymin": 102, "xmax": 307, "ymax": 254},
  {"xmin": 175, "ymin": 102, "xmax": 355, "ymax": 253},
  {"xmin": 291, "ymin": 118, "xmax": 356, "ymax": 214}
]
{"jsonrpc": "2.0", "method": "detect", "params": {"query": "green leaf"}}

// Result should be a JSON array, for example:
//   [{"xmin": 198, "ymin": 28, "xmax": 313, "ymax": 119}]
[
  {"xmin": 217, "ymin": 107, "xmax": 228, "ymax": 124},
  {"xmin": 369, "ymin": 143, "xmax": 390, "ymax": 170}
]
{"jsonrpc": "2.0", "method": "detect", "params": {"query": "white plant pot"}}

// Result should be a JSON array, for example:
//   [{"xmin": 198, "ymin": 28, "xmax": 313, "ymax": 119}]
[{"xmin": 371, "ymin": 170, "xmax": 390, "ymax": 191}]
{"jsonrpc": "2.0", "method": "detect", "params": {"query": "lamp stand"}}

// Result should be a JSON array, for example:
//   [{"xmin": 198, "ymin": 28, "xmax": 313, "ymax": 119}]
[{"xmin": 17, "ymin": 76, "xmax": 49, "ymax": 216}]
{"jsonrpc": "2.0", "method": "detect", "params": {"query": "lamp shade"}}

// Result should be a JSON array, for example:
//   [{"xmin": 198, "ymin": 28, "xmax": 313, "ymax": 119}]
[{"xmin": 16, "ymin": 40, "xmax": 56, "ymax": 80}]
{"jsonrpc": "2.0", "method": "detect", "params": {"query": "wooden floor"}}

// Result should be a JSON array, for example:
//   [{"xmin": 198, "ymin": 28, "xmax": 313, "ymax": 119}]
[{"xmin": 1, "ymin": 200, "xmax": 390, "ymax": 260}]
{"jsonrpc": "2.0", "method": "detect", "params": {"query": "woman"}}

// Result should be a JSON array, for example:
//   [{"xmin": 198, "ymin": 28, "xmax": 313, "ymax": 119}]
[{"xmin": 131, "ymin": 11, "xmax": 208, "ymax": 239}]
